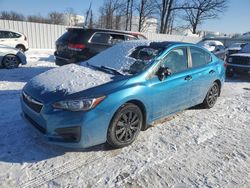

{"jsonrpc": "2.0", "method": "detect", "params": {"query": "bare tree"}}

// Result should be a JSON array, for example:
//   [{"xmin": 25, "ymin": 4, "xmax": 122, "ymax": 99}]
[
  {"xmin": 48, "ymin": 12, "xmax": 64, "ymax": 25},
  {"xmin": 184, "ymin": 0, "xmax": 228, "ymax": 34},
  {"xmin": 136, "ymin": 0, "xmax": 156, "ymax": 32},
  {"xmin": 125, "ymin": 0, "xmax": 131, "ymax": 30},
  {"xmin": 0, "ymin": 11, "xmax": 25, "ymax": 21},
  {"xmin": 27, "ymin": 14, "xmax": 50, "ymax": 24},
  {"xmin": 88, "ymin": 10, "xmax": 94, "ymax": 28},
  {"xmin": 99, "ymin": 0, "xmax": 124, "ymax": 29}
]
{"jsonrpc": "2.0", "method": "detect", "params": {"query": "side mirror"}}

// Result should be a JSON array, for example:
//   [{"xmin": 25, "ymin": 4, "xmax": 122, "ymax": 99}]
[{"xmin": 157, "ymin": 66, "xmax": 171, "ymax": 81}]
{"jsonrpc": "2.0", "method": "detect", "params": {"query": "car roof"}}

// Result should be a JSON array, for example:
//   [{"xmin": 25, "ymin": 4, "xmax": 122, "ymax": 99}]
[
  {"xmin": 148, "ymin": 41, "xmax": 190, "ymax": 49},
  {"xmin": 67, "ymin": 27, "xmax": 137, "ymax": 36}
]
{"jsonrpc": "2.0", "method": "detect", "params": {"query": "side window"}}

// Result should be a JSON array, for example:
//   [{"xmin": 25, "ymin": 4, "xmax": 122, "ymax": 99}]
[
  {"xmin": 109, "ymin": 34, "xmax": 125, "ymax": 44},
  {"xmin": 90, "ymin": 32, "xmax": 125, "ymax": 45},
  {"xmin": 10, "ymin": 32, "xmax": 21, "ymax": 38},
  {"xmin": 0, "ymin": 31, "xmax": 4, "ymax": 38},
  {"xmin": 125, "ymin": 35, "xmax": 137, "ymax": 41},
  {"xmin": 190, "ymin": 47, "xmax": 212, "ymax": 68},
  {"xmin": 0, "ymin": 31, "xmax": 10, "ymax": 38},
  {"xmin": 90, "ymin": 33, "xmax": 111, "ymax": 45},
  {"xmin": 162, "ymin": 47, "xmax": 188, "ymax": 74}
]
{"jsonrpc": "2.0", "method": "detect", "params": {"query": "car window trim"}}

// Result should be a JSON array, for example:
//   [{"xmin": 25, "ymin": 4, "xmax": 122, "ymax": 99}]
[{"xmin": 88, "ymin": 31, "xmax": 136, "ymax": 45}]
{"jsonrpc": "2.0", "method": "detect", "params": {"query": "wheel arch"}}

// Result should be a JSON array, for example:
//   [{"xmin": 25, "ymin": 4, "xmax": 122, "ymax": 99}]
[
  {"xmin": 15, "ymin": 44, "xmax": 26, "ymax": 51},
  {"xmin": 110, "ymin": 99, "xmax": 148, "ymax": 131}
]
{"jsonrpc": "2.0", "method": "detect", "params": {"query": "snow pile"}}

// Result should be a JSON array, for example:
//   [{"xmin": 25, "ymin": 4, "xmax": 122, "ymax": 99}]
[
  {"xmin": 198, "ymin": 40, "xmax": 224, "ymax": 52},
  {"xmin": 28, "ymin": 64, "xmax": 113, "ymax": 95}
]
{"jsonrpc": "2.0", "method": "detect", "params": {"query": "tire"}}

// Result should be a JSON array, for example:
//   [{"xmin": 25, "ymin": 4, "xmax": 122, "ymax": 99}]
[
  {"xmin": 202, "ymin": 82, "xmax": 220, "ymax": 109},
  {"xmin": 107, "ymin": 103, "xmax": 143, "ymax": 148},
  {"xmin": 16, "ymin": 45, "xmax": 25, "ymax": 52},
  {"xmin": 3, "ymin": 55, "xmax": 20, "ymax": 69}
]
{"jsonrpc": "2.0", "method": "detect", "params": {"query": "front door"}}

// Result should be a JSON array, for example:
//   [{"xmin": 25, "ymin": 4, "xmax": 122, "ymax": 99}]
[{"xmin": 148, "ymin": 47, "xmax": 192, "ymax": 120}]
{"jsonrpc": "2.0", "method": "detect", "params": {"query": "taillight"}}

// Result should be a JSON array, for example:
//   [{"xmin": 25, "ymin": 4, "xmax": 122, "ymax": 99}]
[
  {"xmin": 224, "ymin": 61, "xmax": 227, "ymax": 68},
  {"xmin": 68, "ymin": 43, "xmax": 86, "ymax": 51},
  {"xmin": 24, "ymin": 35, "xmax": 27, "ymax": 41}
]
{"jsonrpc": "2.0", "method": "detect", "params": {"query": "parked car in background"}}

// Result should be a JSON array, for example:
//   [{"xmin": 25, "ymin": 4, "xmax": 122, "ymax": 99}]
[
  {"xmin": 226, "ymin": 43, "xmax": 247, "ymax": 57},
  {"xmin": 226, "ymin": 43, "xmax": 250, "ymax": 77},
  {"xmin": 54, "ymin": 28, "xmax": 147, "ymax": 66},
  {"xmin": 0, "ymin": 44, "xmax": 27, "ymax": 69},
  {"xmin": 0, "ymin": 29, "xmax": 29, "ymax": 52},
  {"xmin": 198, "ymin": 40, "xmax": 226, "ymax": 60},
  {"xmin": 21, "ymin": 41, "xmax": 225, "ymax": 149}
]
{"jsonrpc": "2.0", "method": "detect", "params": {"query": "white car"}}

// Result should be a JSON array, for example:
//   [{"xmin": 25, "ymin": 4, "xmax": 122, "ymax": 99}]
[
  {"xmin": 0, "ymin": 29, "xmax": 29, "ymax": 52},
  {"xmin": 197, "ymin": 40, "xmax": 226, "ymax": 60},
  {"xmin": 0, "ymin": 44, "xmax": 27, "ymax": 69}
]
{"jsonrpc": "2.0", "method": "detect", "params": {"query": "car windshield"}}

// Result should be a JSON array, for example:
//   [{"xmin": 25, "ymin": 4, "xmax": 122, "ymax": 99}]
[
  {"xmin": 240, "ymin": 44, "xmax": 250, "ymax": 53},
  {"xmin": 84, "ymin": 41, "xmax": 164, "ymax": 75}
]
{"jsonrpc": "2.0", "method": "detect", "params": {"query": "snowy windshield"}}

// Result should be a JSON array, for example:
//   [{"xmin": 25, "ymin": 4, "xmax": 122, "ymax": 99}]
[
  {"xmin": 83, "ymin": 41, "xmax": 164, "ymax": 75},
  {"xmin": 240, "ymin": 44, "xmax": 250, "ymax": 53}
]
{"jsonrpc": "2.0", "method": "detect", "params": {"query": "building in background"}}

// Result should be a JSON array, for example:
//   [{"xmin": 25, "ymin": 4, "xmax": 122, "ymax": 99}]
[{"xmin": 63, "ymin": 14, "xmax": 84, "ymax": 26}]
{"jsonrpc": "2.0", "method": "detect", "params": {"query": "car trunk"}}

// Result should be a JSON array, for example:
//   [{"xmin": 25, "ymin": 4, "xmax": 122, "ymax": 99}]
[{"xmin": 56, "ymin": 29, "xmax": 88, "ymax": 59}]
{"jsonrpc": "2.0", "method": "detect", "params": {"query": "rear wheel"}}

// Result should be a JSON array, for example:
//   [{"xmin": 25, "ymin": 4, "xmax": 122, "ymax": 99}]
[
  {"xmin": 3, "ymin": 55, "xmax": 20, "ymax": 69},
  {"xmin": 107, "ymin": 103, "xmax": 143, "ymax": 148},
  {"xmin": 202, "ymin": 82, "xmax": 219, "ymax": 108}
]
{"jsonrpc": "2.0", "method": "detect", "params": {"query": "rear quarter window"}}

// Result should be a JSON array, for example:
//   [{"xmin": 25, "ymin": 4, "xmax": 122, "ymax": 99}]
[
  {"xmin": 190, "ymin": 47, "xmax": 212, "ymax": 68},
  {"xmin": 58, "ymin": 30, "xmax": 85, "ymax": 43}
]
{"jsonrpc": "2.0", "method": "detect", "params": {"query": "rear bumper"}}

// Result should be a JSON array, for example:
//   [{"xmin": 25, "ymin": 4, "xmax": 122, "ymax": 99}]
[{"xmin": 55, "ymin": 54, "xmax": 76, "ymax": 66}]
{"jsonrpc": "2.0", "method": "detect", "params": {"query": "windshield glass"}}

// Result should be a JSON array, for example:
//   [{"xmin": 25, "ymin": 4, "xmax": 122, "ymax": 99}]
[
  {"xmin": 240, "ymin": 44, "xmax": 250, "ymax": 53},
  {"xmin": 84, "ymin": 41, "xmax": 164, "ymax": 75}
]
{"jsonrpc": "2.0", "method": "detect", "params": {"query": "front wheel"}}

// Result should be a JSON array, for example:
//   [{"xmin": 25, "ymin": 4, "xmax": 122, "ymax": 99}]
[
  {"xmin": 3, "ymin": 55, "xmax": 20, "ymax": 69},
  {"xmin": 107, "ymin": 103, "xmax": 143, "ymax": 148},
  {"xmin": 202, "ymin": 82, "xmax": 220, "ymax": 109}
]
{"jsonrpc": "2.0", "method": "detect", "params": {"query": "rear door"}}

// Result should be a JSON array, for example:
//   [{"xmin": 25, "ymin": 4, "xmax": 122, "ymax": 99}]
[
  {"xmin": 188, "ymin": 46, "xmax": 217, "ymax": 106},
  {"xmin": 149, "ymin": 47, "xmax": 192, "ymax": 120}
]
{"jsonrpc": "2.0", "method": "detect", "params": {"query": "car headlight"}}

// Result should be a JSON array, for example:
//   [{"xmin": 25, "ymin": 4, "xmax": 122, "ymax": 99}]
[
  {"xmin": 53, "ymin": 96, "xmax": 106, "ymax": 111},
  {"xmin": 228, "ymin": 57, "xmax": 232, "ymax": 63}
]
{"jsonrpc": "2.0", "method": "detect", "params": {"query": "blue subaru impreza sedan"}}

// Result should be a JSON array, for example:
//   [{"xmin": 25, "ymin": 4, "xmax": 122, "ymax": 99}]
[{"xmin": 21, "ymin": 41, "xmax": 225, "ymax": 148}]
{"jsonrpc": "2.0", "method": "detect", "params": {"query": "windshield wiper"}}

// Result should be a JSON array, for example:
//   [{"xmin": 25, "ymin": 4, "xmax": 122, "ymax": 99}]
[
  {"xmin": 86, "ymin": 63, "xmax": 124, "ymax": 75},
  {"xmin": 100, "ymin": 66, "xmax": 124, "ymax": 75}
]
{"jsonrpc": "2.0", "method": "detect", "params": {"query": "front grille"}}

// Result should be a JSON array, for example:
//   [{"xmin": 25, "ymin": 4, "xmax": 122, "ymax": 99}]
[
  {"xmin": 231, "ymin": 56, "xmax": 250, "ymax": 66},
  {"xmin": 24, "ymin": 113, "xmax": 46, "ymax": 134},
  {"xmin": 22, "ymin": 92, "xmax": 43, "ymax": 113}
]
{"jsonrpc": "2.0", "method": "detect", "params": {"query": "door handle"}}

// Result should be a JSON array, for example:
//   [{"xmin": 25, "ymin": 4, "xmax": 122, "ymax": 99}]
[
  {"xmin": 184, "ymin": 75, "xmax": 192, "ymax": 81},
  {"xmin": 209, "ymin": 70, "xmax": 215, "ymax": 74}
]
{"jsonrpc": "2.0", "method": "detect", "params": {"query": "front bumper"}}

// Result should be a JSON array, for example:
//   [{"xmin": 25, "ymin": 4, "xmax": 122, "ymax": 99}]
[
  {"xmin": 227, "ymin": 63, "xmax": 250, "ymax": 74},
  {"xmin": 20, "ymin": 95, "xmax": 112, "ymax": 148}
]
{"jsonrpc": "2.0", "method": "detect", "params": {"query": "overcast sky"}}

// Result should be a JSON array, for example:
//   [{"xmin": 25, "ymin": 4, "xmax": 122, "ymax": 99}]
[{"xmin": 0, "ymin": 0, "xmax": 249, "ymax": 34}]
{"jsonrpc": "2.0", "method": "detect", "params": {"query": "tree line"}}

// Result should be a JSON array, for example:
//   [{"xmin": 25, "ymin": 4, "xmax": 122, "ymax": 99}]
[{"xmin": 0, "ymin": 0, "xmax": 228, "ymax": 34}]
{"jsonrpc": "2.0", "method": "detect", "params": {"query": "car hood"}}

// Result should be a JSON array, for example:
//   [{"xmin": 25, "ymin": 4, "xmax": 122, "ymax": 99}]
[{"xmin": 24, "ymin": 64, "xmax": 127, "ymax": 103}]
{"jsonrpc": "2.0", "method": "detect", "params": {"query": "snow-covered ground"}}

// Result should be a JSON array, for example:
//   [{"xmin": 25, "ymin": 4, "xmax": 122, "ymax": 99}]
[{"xmin": 0, "ymin": 49, "xmax": 249, "ymax": 188}]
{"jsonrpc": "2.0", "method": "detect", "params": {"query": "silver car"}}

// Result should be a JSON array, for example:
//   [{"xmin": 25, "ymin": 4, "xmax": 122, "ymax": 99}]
[{"xmin": 0, "ymin": 44, "xmax": 27, "ymax": 69}]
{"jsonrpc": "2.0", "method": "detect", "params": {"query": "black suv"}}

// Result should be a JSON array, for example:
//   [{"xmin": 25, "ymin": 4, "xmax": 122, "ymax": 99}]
[{"xmin": 55, "ymin": 28, "xmax": 147, "ymax": 66}]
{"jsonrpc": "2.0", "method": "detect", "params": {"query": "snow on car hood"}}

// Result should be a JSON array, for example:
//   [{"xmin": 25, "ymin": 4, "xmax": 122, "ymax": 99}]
[
  {"xmin": 230, "ymin": 53, "xmax": 250, "ymax": 57},
  {"xmin": 28, "ymin": 64, "xmax": 114, "ymax": 95}
]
